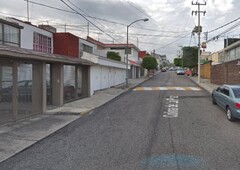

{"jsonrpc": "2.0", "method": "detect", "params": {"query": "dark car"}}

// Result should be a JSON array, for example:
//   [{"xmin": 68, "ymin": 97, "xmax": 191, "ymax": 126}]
[
  {"xmin": 212, "ymin": 84, "xmax": 240, "ymax": 121},
  {"xmin": 1, "ymin": 80, "xmax": 75, "ymax": 102}
]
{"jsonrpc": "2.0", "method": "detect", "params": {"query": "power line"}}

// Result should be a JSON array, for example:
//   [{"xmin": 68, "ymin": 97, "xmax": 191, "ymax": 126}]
[
  {"xmin": 60, "ymin": 0, "xmax": 123, "ymax": 43},
  {"xmin": 207, "ymin": 20, "xmax": 240, "ymax": 42},
  {"xmin": 25, "ymin": 0, "xmax": 188, "ymax": 34},
  {"xmin": 156, "ymin": 33, "xmax": 191, "ymax": 49},
  {"xmin": 24, "ymin": 0, "xmax": 126, "ymax": 26},
  {"xmin": 208, "ymin": 16, "xmax": 240, "ymax": 33}
]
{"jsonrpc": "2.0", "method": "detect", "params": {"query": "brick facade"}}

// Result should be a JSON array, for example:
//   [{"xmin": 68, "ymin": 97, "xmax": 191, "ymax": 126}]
[
  {"xmin": 53, "ymin": 33, "xmax": 79, "ymax": 58},
  {"xmin": 211, "ymin": 59, "xmax": 240, "ymax": 84}
]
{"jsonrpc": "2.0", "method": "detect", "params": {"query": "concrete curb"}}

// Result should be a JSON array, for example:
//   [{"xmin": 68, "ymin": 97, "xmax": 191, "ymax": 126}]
[{"xmin": 186, "ymin": 76, "xmax": 212, "ymax": 94}]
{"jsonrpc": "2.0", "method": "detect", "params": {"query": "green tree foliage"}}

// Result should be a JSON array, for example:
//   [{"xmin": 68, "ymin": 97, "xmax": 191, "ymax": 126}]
[
  {"xmin": 107, "ymin": 51, "xmax": 121, "ymax": 61},
  {"xmin": 173, "ymin": 58, "xmax": 182, "ymax": 66},
  {"xmin": 142, "ymin": 56, "xmax": 158, "ymax": 70},
  {"xmin": 182, "ymin": 46, "xmax": 198, "ymax": 68}
]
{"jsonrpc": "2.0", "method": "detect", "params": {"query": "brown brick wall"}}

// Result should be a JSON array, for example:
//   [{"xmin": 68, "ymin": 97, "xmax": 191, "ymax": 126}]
[
  {"xmin": 201, "ymin": 62, "xmax": 211, "ymax": 79},
  {"xmin": 53, "ymin": 33, "xmax": 79, "ymax": 58},
  {"xmin": 211, "ymin": 59, "xmax": 240, "ymax": 85}
]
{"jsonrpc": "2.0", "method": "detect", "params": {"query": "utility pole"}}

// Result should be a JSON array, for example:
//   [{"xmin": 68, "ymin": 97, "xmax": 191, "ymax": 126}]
[
  {"xmin": 26, "ymin": 0, "xmax": 30, "ymax": 22},
  {"xmin": 64, "ymin": 24, "xmax": 67, "ymax": 32},
  {"xmin": 87, "ymin": 22, "xmax": 89, "ymax": 37},
  {"xmin": 192, "ymin": 1, "xmax": 206, "ymax": 83}
]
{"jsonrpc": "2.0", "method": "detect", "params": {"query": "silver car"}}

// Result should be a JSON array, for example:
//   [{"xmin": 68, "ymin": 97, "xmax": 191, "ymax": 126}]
[
  {"xmin": 212, "ymin": 85, "xmax": 240, "ymax": 121},
  {"xmin": 176, "ymin": 69, "xmax": 185, "ymax": 75}
]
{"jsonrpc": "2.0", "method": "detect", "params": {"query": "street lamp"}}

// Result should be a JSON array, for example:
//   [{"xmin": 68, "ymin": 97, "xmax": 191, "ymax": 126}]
[{"xmin": 126, "ymin": 18, "xmax": 149, "ymax": 87}]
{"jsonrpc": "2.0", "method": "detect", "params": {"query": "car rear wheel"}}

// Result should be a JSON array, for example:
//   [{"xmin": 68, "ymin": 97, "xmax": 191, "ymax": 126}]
[{"xmin": 226, "ymin": 107, "xmax": 236, "ymax": 121}]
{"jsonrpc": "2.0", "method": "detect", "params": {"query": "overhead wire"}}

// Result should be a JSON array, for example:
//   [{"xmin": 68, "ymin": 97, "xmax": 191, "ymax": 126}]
[
  {"xmin": 156, "ymin": 33, "xmax": 191, "ymax": 49},
  {"xmin": 207, "ymin": 20, "xmax": 240, "ymax": 42},
  {"xmin": 24, "ymin": 0, "xmax": 126, "ymax": 26},
  {"xmin": 60, "ymin": 0, "xmax": 123, "ymax": 43}
]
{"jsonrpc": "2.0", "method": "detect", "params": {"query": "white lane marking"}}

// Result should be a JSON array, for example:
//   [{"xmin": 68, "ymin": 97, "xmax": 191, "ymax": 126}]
[
  {"xmin": 175, "ymin": 87, "xmax": 185, "ymax": 90},
  {"xmin": 133, "ymin": 87, "xmax": 201, "ymax": 91},
  {"xmin": 143, "ymin": 87, "xmax": 152, "ymax": 91},
  {"xmin": 163, "ymin": 96, "xmax": 179, "ymax": 118},
  {"xmin": 159, "ymin": 87, "xmax": 168, "ymax": 90},
  {"xmin": 190, "ymin": 87, "xmax": 201, "ymax": 91}
]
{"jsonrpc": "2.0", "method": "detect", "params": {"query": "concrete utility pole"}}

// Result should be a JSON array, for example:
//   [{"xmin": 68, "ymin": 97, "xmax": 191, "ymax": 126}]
[
  {"xmin": 26, "ymin": 0, "xmax": 30, "ymax": 22},
  {"xmin": 192, "ymin": 1, "xmax": 206, "ymax": 83}
]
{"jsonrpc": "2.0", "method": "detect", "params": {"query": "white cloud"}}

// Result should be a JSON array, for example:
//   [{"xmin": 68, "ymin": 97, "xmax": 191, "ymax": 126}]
[{"xmin": 0, "ymin": 0, "xmax": 238, "ymax": 62}]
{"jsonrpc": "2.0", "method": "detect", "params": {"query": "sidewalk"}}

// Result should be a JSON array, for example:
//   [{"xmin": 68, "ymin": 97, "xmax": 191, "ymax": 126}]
[
  {"xmin": 187, "ymin": 76, "xmax": 219, "ymax": 94},
  {"xmin": 0, "ymin": 77, "xmax": 147, "ymax": 163}
]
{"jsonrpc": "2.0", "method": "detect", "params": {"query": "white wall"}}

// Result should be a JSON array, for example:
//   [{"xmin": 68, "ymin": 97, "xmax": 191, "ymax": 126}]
[
  {"xmin": 81, "ymin": 51, "xmax": 126, "ymax": 95},
  {"xmin": 6, "ymin": 18, "xmax": 53, "ymax": 52},
  {"xmin": 90, "ymin": 65, "xmax": 125, "ymax": 96},
  {"xmin": 96, "ymin": 49, "xmax": 125, "ymax": 61}
]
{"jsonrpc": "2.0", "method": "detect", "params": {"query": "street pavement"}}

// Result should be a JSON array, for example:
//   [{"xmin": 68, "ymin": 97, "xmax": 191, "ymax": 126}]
[
  {"xmin": 0, "ymin": 77, "xmax": 148, "ymax": 163},
  {"xmin": 0, "ymin": 72, "xmax": 218, "ymax": 164}
]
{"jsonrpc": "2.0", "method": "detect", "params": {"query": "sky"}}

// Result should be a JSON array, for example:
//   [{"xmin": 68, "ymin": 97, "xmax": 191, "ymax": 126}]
[{"xmin": 1, "ymin": 0, "xmax": 240, "ymax": 62}]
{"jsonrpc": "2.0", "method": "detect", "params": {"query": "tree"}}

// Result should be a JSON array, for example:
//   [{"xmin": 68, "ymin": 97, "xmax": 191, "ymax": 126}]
[
  {"xmin": 182, "ymin": 46, "xmax": 198, "ymax": 68},
  {"xmin": 173, "ymin": 58, "xmax": 182, "ymax": 66},
  {"xmin": 107, "ymin": 51, "xmax": 121, "ymax": 61},
  {"xmin": 142, "ymin": 56, "xmax": 158, "ymax": 70}
]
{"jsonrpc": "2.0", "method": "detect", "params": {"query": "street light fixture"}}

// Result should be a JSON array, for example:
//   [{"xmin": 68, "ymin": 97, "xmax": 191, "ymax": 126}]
[{"xmin": 126, "ymin": 18, "xmax": 149, "ymax": 87}]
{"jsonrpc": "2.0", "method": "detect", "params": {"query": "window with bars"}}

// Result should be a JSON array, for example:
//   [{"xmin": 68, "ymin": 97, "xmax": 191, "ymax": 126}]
[{"xmin": 33, "ymin": 32, "xmax": 52, "ymax": 53}]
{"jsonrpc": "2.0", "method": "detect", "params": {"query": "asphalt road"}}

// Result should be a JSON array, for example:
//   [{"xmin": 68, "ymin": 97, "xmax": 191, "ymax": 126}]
[{"xmin": 1, "ymin": 71, "xmax": 240, "ymax": 170}]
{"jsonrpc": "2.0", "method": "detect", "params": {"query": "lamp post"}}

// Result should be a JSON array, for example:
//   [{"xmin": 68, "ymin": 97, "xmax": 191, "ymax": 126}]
[{"xmin": 126, "ymin": 18, "xmax": 148, "ymax": 87}]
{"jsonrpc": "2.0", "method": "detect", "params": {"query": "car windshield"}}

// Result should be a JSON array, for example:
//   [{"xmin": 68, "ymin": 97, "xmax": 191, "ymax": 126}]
[{"xmin": 232, "ymin": 88, "xmax": 240, "ymax": 98}]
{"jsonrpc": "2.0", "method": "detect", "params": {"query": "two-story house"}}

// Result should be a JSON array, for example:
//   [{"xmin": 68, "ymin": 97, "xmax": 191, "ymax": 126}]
[
  {"xmin": 86, "ymin": 36, "xmax": 141, "ymax": 79},
  {"xmin": 0, "ymin": 18, "xmax": 93, "ymax": 124},
  {"xmin": 210, "ymin": 39, "xmax": 240, "ymax": 84},
  {"xmin": 79, "ymin": 37, "xmax": 126, "ymax": 95}
]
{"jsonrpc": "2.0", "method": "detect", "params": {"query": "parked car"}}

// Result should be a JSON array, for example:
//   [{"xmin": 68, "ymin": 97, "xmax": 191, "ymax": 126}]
[
  {"xmin": 161, "ymin": 68, "xmax": 166, "ymax": 72},
  {"xmin": 212, "ymin": 84, "xmax": 240, "ymax": 121},
  {"xmin": 185, "ymin": 69, "xmax": 190, "ymax": 76},
  {"xmin": 1, "ymin": 80, "xmax": 75, "ymax": 102},
  {"xmin": 176, "ymin": 69, "xmax": 185, "ymax": 75}
]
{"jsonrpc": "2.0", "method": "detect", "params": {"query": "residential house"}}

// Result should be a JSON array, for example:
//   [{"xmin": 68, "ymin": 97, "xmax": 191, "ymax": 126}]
[
  {"xmin": 79, "ymin": 37, "xmax": 126, "ymax": 95},
  {"xmin": 211, "ymin": 39, "xmax": 240, "ymax": 84},
  {"xmin": 0, "ymin": 18, "xmax": 93, "ymax": 124},
  {"xmin": 86, "ymin": 36, "xmax": 141, "ymax": 79},
  {"xmin": 200, "ymin": 51, "xmax": 211, "ymax": 62},
  {"xmin": 138, "ymin": 51, "xmax": 150, "ymax": 76},
  {"xmin": 151, "ymin": 53, "xmax": 163, "ymax": 70},
  {"xmin": 6, "ymin": 17, "xmax": 54, "ymax": 53},
  {"xmin": 208, "ymin": 52, "xmax": 221, "ymax": 65}
]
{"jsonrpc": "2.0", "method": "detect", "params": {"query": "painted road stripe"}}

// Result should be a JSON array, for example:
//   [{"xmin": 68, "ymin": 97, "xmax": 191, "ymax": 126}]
[
  {"xmin": 190, "ymin": 87, "xmax": 202, "ymax": 91},
  {"xmin": 133, "ymin": 87, "xmax": 201, "ymax": 91}
]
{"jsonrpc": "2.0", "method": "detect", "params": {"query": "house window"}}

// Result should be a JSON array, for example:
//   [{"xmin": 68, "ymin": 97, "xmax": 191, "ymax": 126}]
[
  {"xmin": 82, "ymin": 44, "xmax": 93, "ymax": 53},
  {"xmin": 0, "ymin": 24, "xmax": 20, "ymax": 47},
  {"xmin": 33, "ymin": 32, "xmax": 52, "ymax": 53}
]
